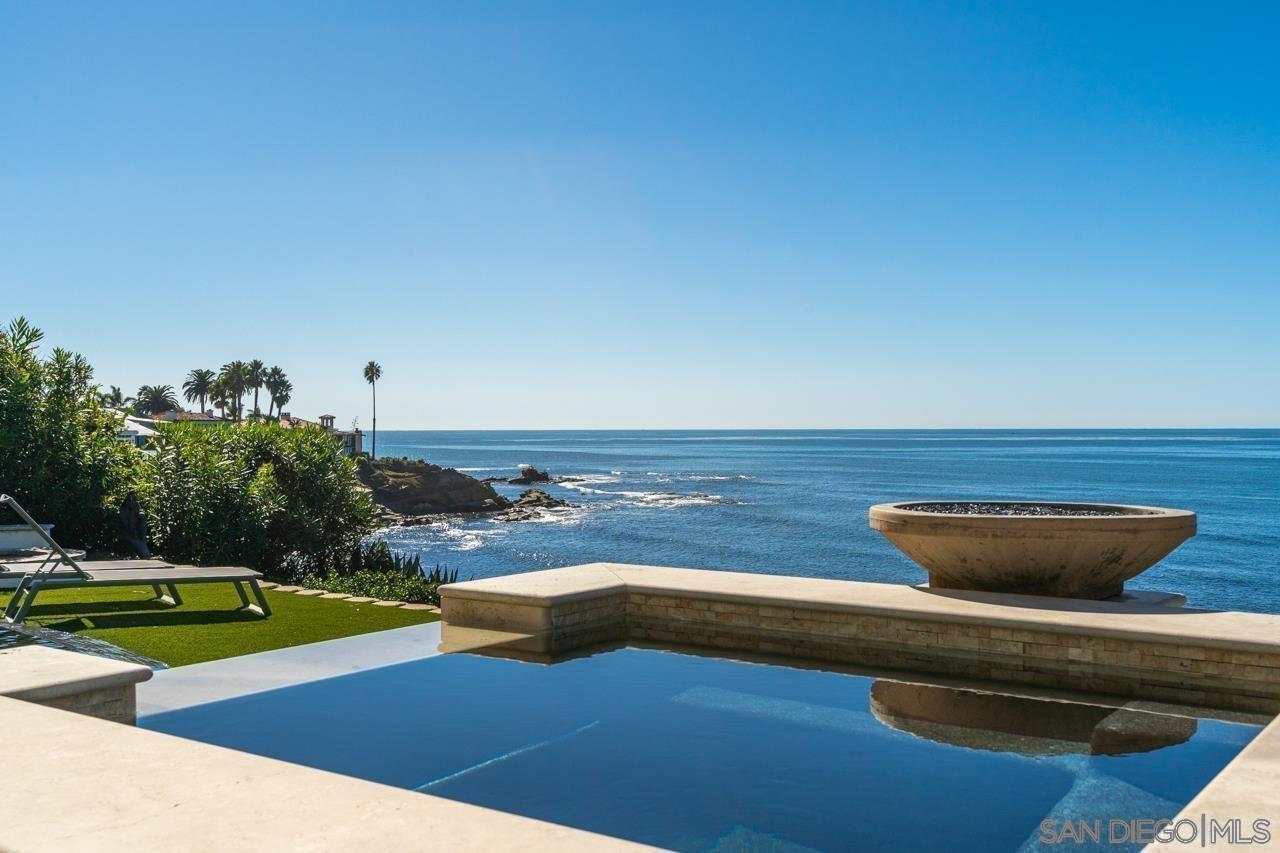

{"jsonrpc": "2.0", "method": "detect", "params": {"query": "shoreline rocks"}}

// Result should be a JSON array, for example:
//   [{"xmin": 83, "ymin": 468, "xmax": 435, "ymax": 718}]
[
  {"xmin": 363, "ymin": 460, "xmax": 577, "ymax": 526},
  {"xmin": 508, "ymin": 466, "xmax": 552, "ymax": 485},
  {"xmin": 494, "ymin": 488, "xmax": 571, "ymax": 522},
  {"xmin": 358, "ymin": 457, "xmax": 511, "ymax": 518}
]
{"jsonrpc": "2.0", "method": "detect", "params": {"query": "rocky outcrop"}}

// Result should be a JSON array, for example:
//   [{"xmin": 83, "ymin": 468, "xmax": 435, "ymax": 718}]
[
  {"xmin": 509, "ymin": 466, "xmax": 551, "ymax": 485},
  {"xmin": 495, "ymin": 488, "xmax": 570, "ymax": 522},
  {"xmin": 357, "ymin": 457, "xmax": 511, "ymax": 519}
]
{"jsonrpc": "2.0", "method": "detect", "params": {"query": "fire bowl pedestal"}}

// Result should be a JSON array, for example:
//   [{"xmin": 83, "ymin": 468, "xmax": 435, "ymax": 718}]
[{"xmin": 869, "ymin": 501, "xmax": 1196, "ymax": 600}]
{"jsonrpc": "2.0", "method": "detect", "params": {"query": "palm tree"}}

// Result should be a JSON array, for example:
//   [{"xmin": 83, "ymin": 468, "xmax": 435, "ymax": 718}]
[
  {"xmin": 272, "ymin": 379, "xmax": 293, "ymax": 419},
  {"xmin": 182, "ymin": 369, "xmax": 216, "ymax": 415},
  {"xmin": 209, "ymin": 376, "xmax": 232, "ymax": 420},
  {"xmin": 247, "ymin": 359, "xmax": 266, "ymax": 419},
  {"xmin": 219, "ymin": 361, "xmax": 249, "ymax": 422},
  {"xmin": 363, "ymin": 360, "xmax": 382, "ymax": 460},
  {"xmin": 98, "ymin": 385, "xmax": 134, "ymax": 411},
  {"xmin": 135, "ymin": 384, "xmax": 180, "ymax": 416},
  {"xmin": 263, "ymin": 366, "xmax": 288, "ymax": 417}
]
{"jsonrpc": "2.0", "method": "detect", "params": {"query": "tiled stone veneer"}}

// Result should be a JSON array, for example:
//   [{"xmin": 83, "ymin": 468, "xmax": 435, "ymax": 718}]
[{"xmin": 441, "ymin": 563, "xmax": 1280, "ymax": 714}]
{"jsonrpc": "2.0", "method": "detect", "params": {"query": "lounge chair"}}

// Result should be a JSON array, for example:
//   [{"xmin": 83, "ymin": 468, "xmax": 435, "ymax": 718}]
[{"xmin": 0, "ymin": 494, "xmax": 271, "ymax": 625}]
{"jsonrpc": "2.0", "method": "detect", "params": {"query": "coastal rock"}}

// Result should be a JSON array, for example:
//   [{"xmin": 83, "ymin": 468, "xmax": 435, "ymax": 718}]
[
  {"xmin": 509, "ymin": 466, "xmax": 551, "ymax": 485},
  {"xmin": 495, "ymin": 488, "xmax": 572, "ymax": 522},
  {"xmin": 357, "ymin": 457, "xmax": 511, "ymax": 517},
  {"xmin": 513, "ymin": 488, "xmax": 568, "ymax": 509}
]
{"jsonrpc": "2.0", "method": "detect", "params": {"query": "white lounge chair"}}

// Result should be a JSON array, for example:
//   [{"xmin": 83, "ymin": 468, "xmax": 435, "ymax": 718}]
[{"xmin": 0, "ymin": 494, "xmax": 271, "ymax": 624}]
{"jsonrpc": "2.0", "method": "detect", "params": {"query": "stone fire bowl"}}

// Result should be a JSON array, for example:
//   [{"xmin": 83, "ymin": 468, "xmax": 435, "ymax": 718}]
[{"xmin": 869, "ymin": 501, "xmax": 1196, "ymax": 599}]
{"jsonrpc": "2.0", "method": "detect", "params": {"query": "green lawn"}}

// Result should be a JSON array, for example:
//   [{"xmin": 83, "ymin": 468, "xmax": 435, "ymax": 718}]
[{"xmin": 3, "ymin": 584, "xmax": 438, "ymax": 667}]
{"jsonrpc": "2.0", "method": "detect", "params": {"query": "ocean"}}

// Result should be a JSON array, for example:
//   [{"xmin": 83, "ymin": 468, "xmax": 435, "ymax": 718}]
[{"xmin": 372, "ymin": 430, "xmax": 1280, "ymax": 614}]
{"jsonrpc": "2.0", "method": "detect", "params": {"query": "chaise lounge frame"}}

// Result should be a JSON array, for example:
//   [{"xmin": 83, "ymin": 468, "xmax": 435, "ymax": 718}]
[{"xmin": 0, "ymin": 494, "xmax": 271, "ymax": 625}]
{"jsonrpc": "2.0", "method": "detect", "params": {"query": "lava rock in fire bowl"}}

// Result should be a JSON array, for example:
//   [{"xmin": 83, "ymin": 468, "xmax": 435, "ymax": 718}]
[{"xmin": 868, "ymin": 501, "xmax": 1196, "ymax": 599}]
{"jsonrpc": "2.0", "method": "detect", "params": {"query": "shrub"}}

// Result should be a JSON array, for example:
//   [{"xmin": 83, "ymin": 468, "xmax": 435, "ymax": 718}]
[
  {"xmin": 0, "ymin": 317, "xmax": 140, "ymax": 548},
  {"xmin": 297, "ymin": 540, "xmax": 458, "ymax": 604},
  {"xmin": 136, "ymin": 421, "xmax": 375, "ymax": 577},
  {"xmin": 336, "ymin": 538, "xmax": 423, "ymax": 577}
]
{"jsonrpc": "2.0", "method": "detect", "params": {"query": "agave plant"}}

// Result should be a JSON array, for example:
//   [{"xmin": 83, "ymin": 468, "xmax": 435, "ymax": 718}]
[{"xmin": 424, "ymin": 564, "xmax": 459, "ymax": 585}]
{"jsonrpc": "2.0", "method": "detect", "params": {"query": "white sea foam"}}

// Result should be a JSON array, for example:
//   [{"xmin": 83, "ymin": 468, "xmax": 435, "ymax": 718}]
[
  {"xmin": 553, "ymin": 470, "xmax": 746, "ymax": 509},
  {"xmin": 381, "ymin": 517, "xmax": 508, "ymax": 552},
  {"xmin": 600, "ymin": 489, "xmax": 745, "ymax": 509},
  {"xmin": 555, "ymin": 473, "xmax": 621, "ymax": 494},
  {"xmin": 668, "ymin": 473, "xmax": 752, "ymax": 482}
]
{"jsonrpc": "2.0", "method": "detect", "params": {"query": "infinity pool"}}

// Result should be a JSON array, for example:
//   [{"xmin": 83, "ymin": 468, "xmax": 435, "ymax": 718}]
[{"xmin": 140, "ymin": 647, "xmax": 1258, "ymax": 852}]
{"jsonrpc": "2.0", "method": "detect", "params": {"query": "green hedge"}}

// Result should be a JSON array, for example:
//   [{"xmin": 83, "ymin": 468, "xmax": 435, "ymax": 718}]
[
  {"xmin": 136, "ymin": 421, "xmax": 376, "ymax": 577},
  {"xmin": 0, "ymin": 318, "xmax": 139, "ymax": 548}
]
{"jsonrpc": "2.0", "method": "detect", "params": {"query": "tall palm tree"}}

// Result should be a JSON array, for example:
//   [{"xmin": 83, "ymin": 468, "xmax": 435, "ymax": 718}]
[
  {"xmin": 98, "ymin": 385, "xmax": 134, "ymax": 411},
  {"xmin": 363, "ymin": 360, "xmax": 382, "ymax": 460},
  {"xmin": 246, "ymin": 359, "xmax": 266, "ymax": 419},
  {"xmin": 209, "ymin": 376, "xmax": 232, "ymax": 420},
  {"xmin": 135, "ymin": 384, "xmax": 180, "ymax": 416},
  {"xmin": 182, "ymin": 369, "xmax": 216, "ymax": 415},
  {"xmin": 219, "ymin": 361, "xmax": 249, "ymax": 422},
  {"xmin": 272, "ymin": 380, "xmax": 293, "ymax": 419},
  {"xmin": 263, "ymin": 366, "xmax": 288, "ymax": 417}
]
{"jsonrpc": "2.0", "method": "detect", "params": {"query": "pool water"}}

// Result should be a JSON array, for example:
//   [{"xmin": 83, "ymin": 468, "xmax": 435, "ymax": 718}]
[
  {"xmin": 140, "ymin": 648, "xmax": 1258, "ymax": 852},
  {"xmin": 0, "ymin": 624, "xmax": 163, "ymax": 668}
]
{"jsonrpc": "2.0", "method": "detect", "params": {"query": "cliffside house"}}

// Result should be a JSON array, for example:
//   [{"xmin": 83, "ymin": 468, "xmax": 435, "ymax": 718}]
[
  {"xmin": 150, "ymin": 410, "xmax": 221, "ymax": 424},
  {"xmin": 113, "ymin": 410, "xmax": 222, "ymax": 450},
  {"xmin": 277, "ymin": 412, "xmax": 364, "ymax": 457},
  {"xmin": 115, "ymin": 415, "xmax": 159, "ymax": 449}
]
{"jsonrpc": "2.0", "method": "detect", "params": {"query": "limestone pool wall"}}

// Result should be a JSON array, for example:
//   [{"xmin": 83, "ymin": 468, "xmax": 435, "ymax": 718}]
[{"xmin": 441, "ymin": 563, "xmax": 1280, "ymax": 713}]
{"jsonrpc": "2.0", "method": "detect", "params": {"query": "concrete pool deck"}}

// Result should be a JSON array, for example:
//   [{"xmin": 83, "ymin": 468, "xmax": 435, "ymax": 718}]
[
  {"xmin": 0, "ymin": 689, "xmax": 653, "ymax": 852},
  {"xmin": 3, "ymin": 563, "xmax": 1280, "ymax": 850}
]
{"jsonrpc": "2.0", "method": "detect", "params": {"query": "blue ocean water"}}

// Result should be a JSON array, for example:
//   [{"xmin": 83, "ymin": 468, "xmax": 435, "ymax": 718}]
[{"xmin": 374, "ymin": 430, "xmax": 1280, "ymax": 614}]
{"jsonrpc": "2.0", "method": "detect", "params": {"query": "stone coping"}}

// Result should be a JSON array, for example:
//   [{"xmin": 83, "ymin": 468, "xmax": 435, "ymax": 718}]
[
  {"xmin": 444, "ymin": 562, "xmax": 626, "ymax": 606},
  {"xmin": 443, "ymin": 563, "xmax": 1280, "ymax": 655},
  {"xmin": 0, "ymin": 646, "xmax": 152, "ymax": 703},
  {"xmin": 0, "ymin": 694, "xmax": 652, "ymax": 852}
]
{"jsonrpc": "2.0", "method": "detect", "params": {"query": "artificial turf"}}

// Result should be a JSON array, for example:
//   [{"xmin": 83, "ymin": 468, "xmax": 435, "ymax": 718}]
[{"xmin": 3, "ymin": 583, "xmax": 438, "ymax": 667}]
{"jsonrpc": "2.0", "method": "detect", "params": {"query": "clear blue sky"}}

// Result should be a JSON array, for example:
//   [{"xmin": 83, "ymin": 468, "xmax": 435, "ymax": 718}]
[{"xmin": 3, "ymin": 2, "xmax": 1277, "ymax": 428}]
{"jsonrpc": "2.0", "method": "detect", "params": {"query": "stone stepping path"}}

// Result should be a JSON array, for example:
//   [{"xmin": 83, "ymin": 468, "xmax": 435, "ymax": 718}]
[{"xmin": 262, "ymin": 585, "xmax": 439, "ymax": 613}]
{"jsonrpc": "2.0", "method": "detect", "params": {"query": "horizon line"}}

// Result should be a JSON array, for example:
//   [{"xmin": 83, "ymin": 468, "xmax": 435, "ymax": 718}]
[{"xmin": 369, "ymin": 425, "xmax": 1280, "ymax": 432}]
